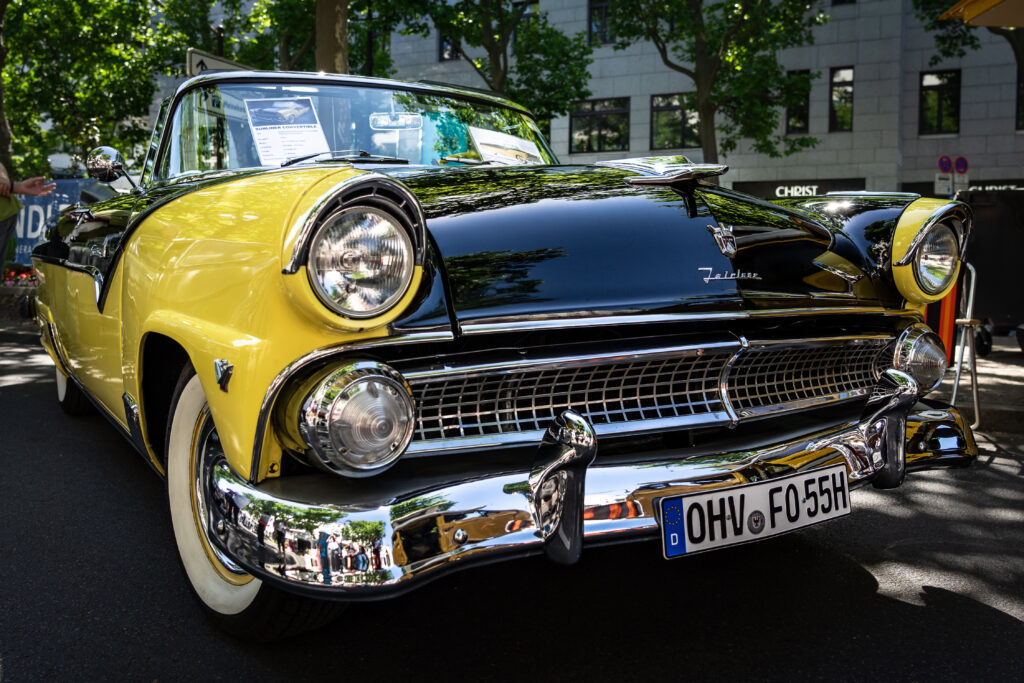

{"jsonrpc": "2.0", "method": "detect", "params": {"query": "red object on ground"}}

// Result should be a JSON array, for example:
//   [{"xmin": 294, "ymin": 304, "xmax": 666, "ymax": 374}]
[{"xmin": 937, "ymin": 281, "xmax": 958, "ymax": 363}]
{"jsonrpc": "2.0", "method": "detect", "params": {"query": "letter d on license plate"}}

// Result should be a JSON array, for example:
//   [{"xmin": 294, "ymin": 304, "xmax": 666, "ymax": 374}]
[{"xmin": 659, "ymin": 464, "xmax": 851, "ymax": 558}]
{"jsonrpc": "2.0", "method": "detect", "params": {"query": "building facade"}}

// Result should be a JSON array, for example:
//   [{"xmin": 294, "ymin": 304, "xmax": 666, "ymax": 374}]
[{"xmin": 388, "ymin": 0, "xmax": 1022, "ymax": 197}]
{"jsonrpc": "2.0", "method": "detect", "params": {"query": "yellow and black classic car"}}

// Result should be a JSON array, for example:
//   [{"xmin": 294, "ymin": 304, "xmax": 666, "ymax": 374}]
[{"xmin": 32, "ymin": 71, "xmax": 975, "ymax": 639}]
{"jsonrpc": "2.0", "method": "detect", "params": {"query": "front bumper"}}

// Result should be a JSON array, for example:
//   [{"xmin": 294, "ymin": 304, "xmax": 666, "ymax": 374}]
[{"xmin": 204, "ymin": 381, "xmax": 975, "ymax": 600}]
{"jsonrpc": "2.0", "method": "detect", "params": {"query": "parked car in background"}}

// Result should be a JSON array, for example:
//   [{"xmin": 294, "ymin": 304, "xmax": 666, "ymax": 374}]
[{"xmin": 31, "ymin": 71, "xmax": 976, "ymax": 640}]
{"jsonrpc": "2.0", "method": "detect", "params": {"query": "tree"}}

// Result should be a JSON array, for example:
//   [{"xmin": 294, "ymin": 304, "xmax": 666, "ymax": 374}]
[
  {"xmin": 234, "ymin": 0, "xmax": 406, "ymax": 77},
  {"xmin": 1, "ymin": 0, "xmax": 164, "ymax": 175},
  {"xmin": 607, "ymin": 0, "xmax": 827, "ymax": 163},
  {"xmin": 912, "ymin": 0, "xmax": 1024, "ymax": 123},
  {"xmin": 417, "ymin": 0, "xmax": 592, "ymax": 131}
]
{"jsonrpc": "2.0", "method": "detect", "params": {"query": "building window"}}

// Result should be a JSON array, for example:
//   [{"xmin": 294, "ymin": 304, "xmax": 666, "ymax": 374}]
[
  {"xmin": 571, "ymin": 98, "xmax": 629, "ymax": 153},
  {"xmin": 786, "ymin": 70, "xmax": 810, "ymax": 135},
  {"xmin": 919, "ymin": 70, "xmax": 960, "ymax": 135},
  {"xmin": 439, "ymin": 35, "xmax": 459, "ymax": 62},
  {"xmin": 829, "ymin": 66, "xmax": 854, "ymax": 132},
  {"xmin": 588, "ymin": 1, "xmax": 614, "ymax": 46},
  {"xmin": 832, "ymin": 0, "xmax": 855, "ymax": 5},
  {"xmin": 650, "ymin": 94, "xmax": 699, "ymax": 150}
]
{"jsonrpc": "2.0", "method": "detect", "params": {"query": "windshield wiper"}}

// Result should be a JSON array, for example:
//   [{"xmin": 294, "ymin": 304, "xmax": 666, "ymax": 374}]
[
  {"xmin": 440, "ymin": 155, "xmax": 492, "ymax": 166},
  {"xmin": 280, "ymin": 149, "xmax": 409, "ymax": 167}
]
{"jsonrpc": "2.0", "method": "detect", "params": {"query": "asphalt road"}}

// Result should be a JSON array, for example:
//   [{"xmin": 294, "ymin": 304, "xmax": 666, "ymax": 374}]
[{"xmin": 2, "ymin": 325, "xmax": 1023, "ymax": 682}]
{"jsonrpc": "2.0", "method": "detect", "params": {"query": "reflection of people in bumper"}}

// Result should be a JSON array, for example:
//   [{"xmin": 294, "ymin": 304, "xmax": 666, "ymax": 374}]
[{"xmin": 317, "ymin": 532, "xmax": 331, "ymax": 585}]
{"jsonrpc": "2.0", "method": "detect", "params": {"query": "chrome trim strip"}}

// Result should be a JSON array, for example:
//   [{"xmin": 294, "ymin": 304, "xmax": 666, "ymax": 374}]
[
  {"xmin": 404, "ymin": 411, "xmax": 734, "ymax": 457},
  {"xmin": 459, "ymin": 307, "xmax": 896, "ymax": 334},
  {"xmin": 282, "ymin": 173, "xmax": 427, "ymax": 274},
  {"xmin": 745, "ymin": 334, "xmax": 893, "ymax": 349},
  {"xmin": 403, "ymin": 340, "xmax": 740, "ymax": 383},
  {"xmin": 248, "ymin": 329, "xmax": 456, "ymax": 483},
  {"xmin": 733, "ymin": 389, "xmax": 872, "ymax": 420}
]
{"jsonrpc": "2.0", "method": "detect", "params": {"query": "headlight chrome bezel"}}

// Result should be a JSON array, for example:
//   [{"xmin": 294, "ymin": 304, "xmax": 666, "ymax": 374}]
[
  {"xmin": 306, "ymin": 204, "xmax": 415, "ymax": 319},
  {"xmin": 282, "ymin": 174, "xmax": 426, "ymax": 326},
  {"xmin": 891, "ymin": 201, "xmax": 970, "ymax": 305}
]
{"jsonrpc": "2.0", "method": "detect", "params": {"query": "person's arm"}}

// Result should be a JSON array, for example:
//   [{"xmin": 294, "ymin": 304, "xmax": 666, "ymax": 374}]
[
  {"xmin": 0, "ymin": 163, "xmax": 10, "ymax": 198},
  {"xmin": 13, "ymin": 177, "xmax": 56, "ymax": 197}
]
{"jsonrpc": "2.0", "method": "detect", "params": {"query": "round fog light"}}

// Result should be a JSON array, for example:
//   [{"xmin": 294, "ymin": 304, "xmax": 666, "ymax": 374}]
[
  {"xmin": 894, "ymin": 325, "xmax": 947, "ymax": 393},
  {"xmin": 299, "ymin": 361, "xmax": 414, "ymax": 477}
]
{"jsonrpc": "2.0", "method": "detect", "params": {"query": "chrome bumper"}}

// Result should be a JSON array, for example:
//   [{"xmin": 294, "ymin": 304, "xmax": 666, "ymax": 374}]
[{"xmin": 203, "ymin": 371, "xmax": 976, "ymax": 599}]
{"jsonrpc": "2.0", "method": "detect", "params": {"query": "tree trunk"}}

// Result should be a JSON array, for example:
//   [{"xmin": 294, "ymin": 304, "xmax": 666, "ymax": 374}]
[
  {"xmin": 0, "ymin": 0, "xmax": 14, "ymax": 174},
  {"xmin": 316, "ymin": 0, "xmax": 349, "ymax": 74}
]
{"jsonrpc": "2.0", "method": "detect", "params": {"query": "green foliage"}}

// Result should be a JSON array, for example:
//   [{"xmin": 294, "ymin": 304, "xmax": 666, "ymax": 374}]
[
  {"xmin": 231, "ymin": 0, "xmax": 403, "ymax": 76},
  {"xmin": 607, "ymin": 0, "xmax": 826, "ymax": 162},
  {"xmin": 507, "ymin": 15, "xmax": 592, "ymax": 130},
  {"xmin": 911, "ymin": 0, "xmax": 982, "ymax": 66},
  {"xmin": 416, "ymin": 1, "xmax": 592, "ymax": 124},
  {"xmin": 3, "ymin": 0, "xmax": 162, "ymax": 175}
]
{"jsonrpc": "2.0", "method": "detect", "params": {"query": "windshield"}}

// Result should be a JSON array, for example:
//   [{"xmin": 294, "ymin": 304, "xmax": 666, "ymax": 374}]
[{"xmin": 154, "ymin": 81, "xmax": 557, "ymax": 180}]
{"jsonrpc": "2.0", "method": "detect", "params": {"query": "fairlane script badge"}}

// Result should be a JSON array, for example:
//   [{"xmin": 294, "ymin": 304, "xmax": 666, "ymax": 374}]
[{"xmin": 697, "ymin": 267, "xmax": 762, "ymax": 284}]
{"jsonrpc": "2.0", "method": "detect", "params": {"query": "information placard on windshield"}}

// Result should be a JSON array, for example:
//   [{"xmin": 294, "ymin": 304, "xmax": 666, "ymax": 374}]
[{"xmin": 244, "ymin": 97, "xmax": 330, "ymax": 166}]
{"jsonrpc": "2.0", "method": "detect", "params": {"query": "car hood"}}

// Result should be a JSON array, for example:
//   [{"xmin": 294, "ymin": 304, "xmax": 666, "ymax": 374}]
[{"xmin": 389, "ymin": 165, "xmax": 909, "ymax": 329}]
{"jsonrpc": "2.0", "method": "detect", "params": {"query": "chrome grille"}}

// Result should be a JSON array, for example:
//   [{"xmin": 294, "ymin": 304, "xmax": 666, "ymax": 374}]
[
  {"xmin": 411, "ymin": 352, "xmax": 729, "ymax": 443},
  {"xmin": 729, "ymin": 340, "xmax": 888, "ymax": 418},
  {"xmin": 405, "ymin": 336, "xmax": 891, "ymax": 455}
]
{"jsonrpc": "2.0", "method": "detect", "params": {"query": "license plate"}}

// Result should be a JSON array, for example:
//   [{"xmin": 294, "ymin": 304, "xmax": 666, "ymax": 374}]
[{"xmin": 659, "ymin": 464, "xmax": 851, "ymax": 558}]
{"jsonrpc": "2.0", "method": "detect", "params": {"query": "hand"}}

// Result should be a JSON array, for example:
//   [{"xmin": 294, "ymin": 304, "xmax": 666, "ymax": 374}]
[{"xmin": 14, "ymin": 177, "xmax": 57, "ymax": 197}]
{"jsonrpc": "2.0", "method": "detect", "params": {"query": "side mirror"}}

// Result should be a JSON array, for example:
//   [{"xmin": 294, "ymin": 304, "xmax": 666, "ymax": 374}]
[{"xmin": 86, "ymin": 146, "xmax": 127, "ymax": 183}]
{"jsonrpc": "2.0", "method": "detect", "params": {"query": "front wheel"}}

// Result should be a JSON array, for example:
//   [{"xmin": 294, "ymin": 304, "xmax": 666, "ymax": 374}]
[{"xmin": 166, "ymin": 365, "xmax": 344, "ymax": 640}]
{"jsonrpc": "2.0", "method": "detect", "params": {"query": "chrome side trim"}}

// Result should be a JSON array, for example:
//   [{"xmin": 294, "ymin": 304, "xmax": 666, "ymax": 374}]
[
  {"xmin": 248, "ymin": 329, "xmax": 456, "ymax": 483},
  {"xmin": 45, "ymin": 322, "xmax": 74, "ymax": 378},
  {"xmin": 122, "ymin": 393, "xmax": 150, "ymax": 457},
  {"xmin": 282, "ymin": 173, "xmax": 427, "ymax": 274}
]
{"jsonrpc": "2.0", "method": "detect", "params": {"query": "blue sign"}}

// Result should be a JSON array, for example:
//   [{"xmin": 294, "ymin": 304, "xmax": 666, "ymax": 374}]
[
  {"xmin": 11, "ymin": 179, "xmax": 94, "ymax": 266},
  {"xmin": 938, "ymin": 155, "xmax": 953, "ymax": 173},
  {"xmin": 955, "ymin": 156, "xmax": 968, "ymax": 174}
]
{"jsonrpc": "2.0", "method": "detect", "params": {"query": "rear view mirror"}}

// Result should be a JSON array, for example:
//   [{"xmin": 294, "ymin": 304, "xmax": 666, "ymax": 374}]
[{"xmin": 369, "ymin": 112, "xmax": 422, "ymax": 130}]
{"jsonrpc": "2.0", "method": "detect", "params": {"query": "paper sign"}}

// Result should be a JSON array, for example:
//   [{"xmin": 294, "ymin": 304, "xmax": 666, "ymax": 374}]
[
  {"xmin": 244, "ymin": 97, "xmax": 330, "ymax": 166},
  {"xmin": 468, "ymin": 126, "xmax": 543, "ymax": 165}
]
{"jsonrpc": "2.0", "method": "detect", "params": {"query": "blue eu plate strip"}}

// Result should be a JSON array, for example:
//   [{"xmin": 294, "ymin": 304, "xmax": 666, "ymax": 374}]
[{"xmin": 662, "ymin": 497, "xmax": 687, "ymax": 557}]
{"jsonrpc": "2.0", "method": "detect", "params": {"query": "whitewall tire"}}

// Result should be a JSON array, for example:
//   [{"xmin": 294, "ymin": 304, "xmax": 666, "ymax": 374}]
[{"xmin": 165, "ymin": 365, "xmax": 344, "ymax": 640}]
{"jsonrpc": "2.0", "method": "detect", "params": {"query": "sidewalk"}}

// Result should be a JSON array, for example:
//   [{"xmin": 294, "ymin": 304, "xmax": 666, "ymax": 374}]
[{"xmin": 933, "ymin": 336, "xmax": 1024, "ymax": 434}]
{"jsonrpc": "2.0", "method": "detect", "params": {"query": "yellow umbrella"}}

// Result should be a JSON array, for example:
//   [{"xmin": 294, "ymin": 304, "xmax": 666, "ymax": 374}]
[{"xmin": 941, "ymin": 0, "xmax": 1024, "ymax": 27}]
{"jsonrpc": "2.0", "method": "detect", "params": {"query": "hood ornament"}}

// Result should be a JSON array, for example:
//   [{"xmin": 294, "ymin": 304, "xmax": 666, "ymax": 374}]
[
  {"xmin": 596, "ymin": 156, "xmax": 728, "ymax": 185},
  {"xmin": 597, "ymin": 156, "xmax": 728, "ymax": 219},
  {"xmin": 706, "ymin": 224, "xmax": 737, "ymax": 258}
]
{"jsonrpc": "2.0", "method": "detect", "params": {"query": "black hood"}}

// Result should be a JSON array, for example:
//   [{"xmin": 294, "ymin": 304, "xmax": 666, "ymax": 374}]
[{"xmin": 389, "ymin": 165, "xmax": 911, "ymax": 329}]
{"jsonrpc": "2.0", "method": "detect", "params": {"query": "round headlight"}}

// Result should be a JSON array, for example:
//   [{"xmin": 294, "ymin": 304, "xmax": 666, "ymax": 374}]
[
  {"xmin": 299, "ymin": 361, "xmax": 415, "ymax": 477},
  {"xmin": 894, "ymin": 325, "xmax": 947, "ymax": 393},
  {"xmin": 914, "ymin": 223, "xmax": 959, "ymax": 295},
  {"xmin": 307, "ymin": 207, "xmax": 414, "ymax": 318}
]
